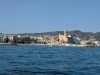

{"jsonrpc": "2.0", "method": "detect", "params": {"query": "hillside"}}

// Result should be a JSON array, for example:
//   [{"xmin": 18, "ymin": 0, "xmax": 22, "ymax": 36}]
[{"xmin": 18, "ymin": 30, "xmax": 100, "ymax": 41}]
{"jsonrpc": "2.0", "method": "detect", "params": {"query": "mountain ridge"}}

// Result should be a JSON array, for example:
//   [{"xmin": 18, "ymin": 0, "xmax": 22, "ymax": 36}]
[{"xmin": 16, "ymin": 30, "xmax": 100, "ymax": 41}]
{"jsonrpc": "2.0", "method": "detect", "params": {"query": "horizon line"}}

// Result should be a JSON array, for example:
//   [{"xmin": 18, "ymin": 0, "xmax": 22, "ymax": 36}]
[{"xmin": 0, "ymin": 30, "xmax": 100, "ymax": 34}]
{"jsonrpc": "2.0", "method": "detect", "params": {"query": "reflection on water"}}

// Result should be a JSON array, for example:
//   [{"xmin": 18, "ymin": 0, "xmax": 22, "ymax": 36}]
[{"xmin": 0, "ymin": 45, "xmax": 100, "ymax": 75}]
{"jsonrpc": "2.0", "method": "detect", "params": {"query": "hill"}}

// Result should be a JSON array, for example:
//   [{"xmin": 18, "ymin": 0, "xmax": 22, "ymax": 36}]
[{"xmin": 18, "ymin": 30, "xmax": 100, "ymax": 41}]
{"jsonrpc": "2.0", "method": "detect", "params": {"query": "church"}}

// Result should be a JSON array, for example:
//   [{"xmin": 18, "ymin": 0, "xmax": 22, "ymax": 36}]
[{"xmin": 59, "ymin": 29, "xmax": 68, "ymax": 43}]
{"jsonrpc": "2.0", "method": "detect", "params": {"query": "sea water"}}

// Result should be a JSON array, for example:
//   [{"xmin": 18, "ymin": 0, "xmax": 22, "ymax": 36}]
[{"xmin": 0, "ymin": 45, "xmax": 100, "ymax": 75}]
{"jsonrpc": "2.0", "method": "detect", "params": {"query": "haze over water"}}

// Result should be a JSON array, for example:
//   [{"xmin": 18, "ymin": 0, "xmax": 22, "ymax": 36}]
[{"xmin": 0, "ymin": 45, "xmax": 100, "ymax": 75}]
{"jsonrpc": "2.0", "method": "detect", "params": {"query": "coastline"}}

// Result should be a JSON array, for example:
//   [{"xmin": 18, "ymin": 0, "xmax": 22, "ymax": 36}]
[{"xmin": 0, "ymin": 43, "xmax": 99, "ymax": 48}]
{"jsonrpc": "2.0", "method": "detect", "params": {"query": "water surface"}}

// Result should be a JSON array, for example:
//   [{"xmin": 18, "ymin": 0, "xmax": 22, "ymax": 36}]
[{"xmin": 0, "ymin": 45, "xmax": 100, "ymax": 75}]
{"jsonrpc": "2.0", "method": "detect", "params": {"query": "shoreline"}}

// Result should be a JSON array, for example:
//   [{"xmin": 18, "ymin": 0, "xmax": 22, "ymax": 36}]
[{"xmin": 0, "ymin": 43, "xmax": 99, "ymax": 48}]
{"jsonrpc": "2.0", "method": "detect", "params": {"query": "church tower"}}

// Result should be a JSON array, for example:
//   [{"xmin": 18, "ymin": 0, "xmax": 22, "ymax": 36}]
[
  {"xmin": 58, "ymin": 28, "xmax": 68, "ymax": 43},
  {"xmin": 64, "ymin": 28, "xmax": 67, "ymax": 37}
]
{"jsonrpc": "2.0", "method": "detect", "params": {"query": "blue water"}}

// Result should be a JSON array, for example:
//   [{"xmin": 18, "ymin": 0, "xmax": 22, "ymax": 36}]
[{"xmin": 0, "ymin": 45, "xmax": 100, "ymax": 75}]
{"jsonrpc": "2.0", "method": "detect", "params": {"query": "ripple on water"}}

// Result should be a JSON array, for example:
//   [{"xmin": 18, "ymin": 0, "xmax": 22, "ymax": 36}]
[{"xmin": 0, "ymin": 45, "xmax": 100, "ymax": 75}]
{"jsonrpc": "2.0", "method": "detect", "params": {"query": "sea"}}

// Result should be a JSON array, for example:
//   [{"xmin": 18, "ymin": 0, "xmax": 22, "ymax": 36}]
[{"xmin": 0, "ymin": 45, "xmax": 100, "ymax": 75}]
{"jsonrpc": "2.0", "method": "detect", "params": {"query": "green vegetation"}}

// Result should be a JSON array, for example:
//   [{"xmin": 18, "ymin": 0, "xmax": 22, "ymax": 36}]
[{"xmin": 17, "ymin": 30, "xmax": 100, "ymax": 41}]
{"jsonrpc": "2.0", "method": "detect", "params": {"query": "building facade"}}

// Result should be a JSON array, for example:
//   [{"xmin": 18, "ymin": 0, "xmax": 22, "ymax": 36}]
[{"xmin": 59, "ymin": 29, "xmax": 68, "ymax": 43}]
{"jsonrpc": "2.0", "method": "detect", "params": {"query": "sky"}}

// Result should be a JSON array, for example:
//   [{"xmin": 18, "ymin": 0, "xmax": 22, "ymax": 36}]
[{"xmin": 0, "ymin": 0, "xmax": 100, "ymax": 33}]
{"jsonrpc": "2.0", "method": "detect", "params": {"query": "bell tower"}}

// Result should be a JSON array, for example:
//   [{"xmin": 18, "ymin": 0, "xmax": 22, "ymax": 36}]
[{"xmin": 64, "ymin": 28, "xmax": 67, "ymax": 37}]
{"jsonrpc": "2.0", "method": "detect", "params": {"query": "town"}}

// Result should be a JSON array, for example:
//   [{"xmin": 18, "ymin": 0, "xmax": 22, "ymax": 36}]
[{"xmin": 0, "ymin": 29, "xmax": 100, "ymax": 47}]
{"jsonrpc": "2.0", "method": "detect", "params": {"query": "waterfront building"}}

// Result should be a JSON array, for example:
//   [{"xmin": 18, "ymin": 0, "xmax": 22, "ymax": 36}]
[
  {"xmin": 73, "ymin": 37, "xmax": 81, "ymax": 44},
  {"xmin": 67, "ymin": 37, "xmax": 75, "ymax": 44},
  {"xmin": 67, "ymin": 36, "xmax": 81, "ymax": 44},
  {"xmin": 0, "ymin": 34, "xmax": 9, "ymax": 43},
  {"xmin": 94, "ymin": 41, "xmax": 100, "ymax": 46},
  {"xmin": 21, "ymin": 36, "xmax": 31, "ymax": 44},
  {"xmin": 17, "ymin": 35, "xmax": 23, "ymax": 43},
  {"xmin": 81, "ymin": 40, "xmax": 88, "ymax": 46},
  {"xmin": 0, "ymin": 33, "xmax": 3, "ymax": 42},
  {"xmin": 59, "ymin": 28, "xmax": 68, "ymax": 43},
  {"xmin": 7, "ymin": 35, "xmax": 14, "ymax": 43}
]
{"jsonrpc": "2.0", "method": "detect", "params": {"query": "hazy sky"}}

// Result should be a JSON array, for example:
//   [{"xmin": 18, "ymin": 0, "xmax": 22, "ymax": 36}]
[{"xmin": 0, "ymin": 0, "xmax": 100, "ymax": 33}]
